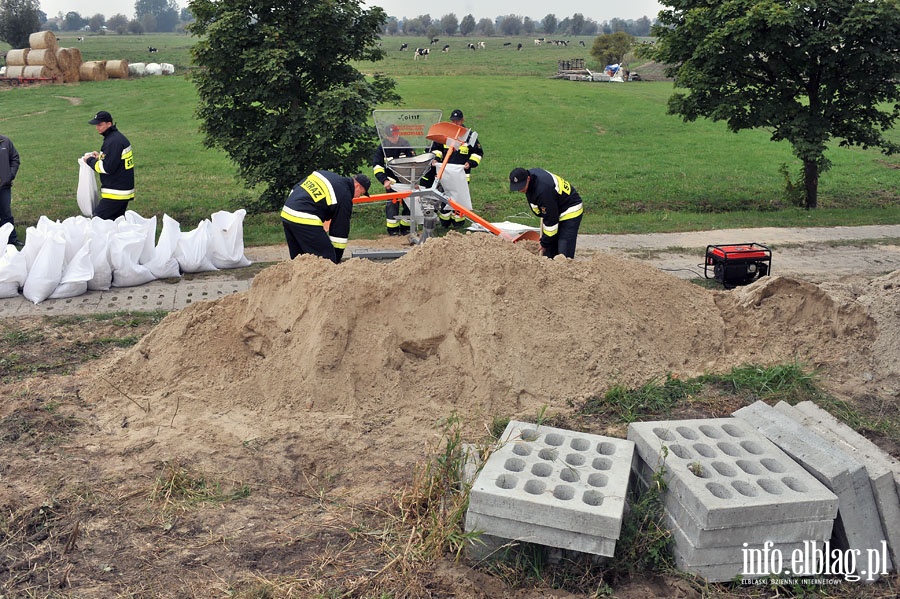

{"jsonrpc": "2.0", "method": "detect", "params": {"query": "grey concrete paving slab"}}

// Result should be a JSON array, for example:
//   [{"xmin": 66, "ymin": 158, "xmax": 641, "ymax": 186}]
[
  {"xmin": 733, "ymin": 401, "xmax": 891, "ymax": 579},
  {"xmin": 627, "ymin": 418, "xmax": 838, "ymax": 529},
  {"xmin": 464, "ymin": 510, "xmax": 618, "ymax": 557}
]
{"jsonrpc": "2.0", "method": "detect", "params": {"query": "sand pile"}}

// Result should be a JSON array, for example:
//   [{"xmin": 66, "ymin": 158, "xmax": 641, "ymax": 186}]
[{"xmin": 80, "ymin": 234, "xmax": 885, "ymax": 496}]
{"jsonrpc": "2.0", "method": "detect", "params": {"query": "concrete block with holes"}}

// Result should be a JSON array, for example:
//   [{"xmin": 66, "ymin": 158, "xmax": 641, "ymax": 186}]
[
  {"xmin": 734, "ymin": 401, "xmax": 893, "ymax": 578},
  {"xmin": 465, "ymin": 420, "xmax": 635, "ymax": 557},
  {"xmin": 628, "ymin": 417, "xmax": 838, "ymax": 582}
]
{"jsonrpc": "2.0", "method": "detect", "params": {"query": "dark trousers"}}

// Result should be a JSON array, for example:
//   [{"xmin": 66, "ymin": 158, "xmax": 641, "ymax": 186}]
[
  {"xmin": 542, "ymin": 215, "xmax": 582, "ymax": 259},
  {"xmin": 94, "ymin": 198, "xmax": 131, "ymax": 221},
  {"xmin": 385, "ymin": 199, "xmax": 410, "ymax": 230},
  {"xmin": 0, "ymin": 186, "xmax": 16, "ymax": 245},
  {"xmin": 282, "ymin": 220, "xmax": 338, "ymax": 263}
]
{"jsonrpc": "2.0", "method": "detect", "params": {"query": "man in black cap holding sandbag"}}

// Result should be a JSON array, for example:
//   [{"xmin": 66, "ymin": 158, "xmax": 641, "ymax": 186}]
[{"xmin": 85, "ymin": 110, "xmax": 135, "ymax": 220}]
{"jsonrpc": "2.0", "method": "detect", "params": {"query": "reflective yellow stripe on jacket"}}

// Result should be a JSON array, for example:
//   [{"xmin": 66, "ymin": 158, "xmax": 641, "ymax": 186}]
[
  {"xmin": 279, "ymin": 207, "xmax": 324, "ymax": 226},
  {"xmin": 541, "ymin": 203, "xmax": 584, "ymax": 237}
]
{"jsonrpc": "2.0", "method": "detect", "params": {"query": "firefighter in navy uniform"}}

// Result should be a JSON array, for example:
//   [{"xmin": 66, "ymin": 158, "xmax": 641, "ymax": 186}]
[
  {"xmin": 420, "ymin": 109, "xmax": 483, "ymax": 229},
  {"xmin": 84, "ymin": 110, "xmax": 135, "ymax": 221},
  {"xmin": 280, "ymin": 171, "xmax": 370, "ymax": 263},
  {"xmin": 372, "ymin": 124, "xmax": 415, "ymax": 236},
  {"xmin": 509, "ymin": 167, "xmax": 584, "ymax": 259}
]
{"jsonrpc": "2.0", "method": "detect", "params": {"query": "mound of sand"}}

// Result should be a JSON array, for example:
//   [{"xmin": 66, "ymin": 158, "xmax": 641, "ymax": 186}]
[{"xmin": 80, "ymin": 234, "xmax": 892, "ymax": 497}]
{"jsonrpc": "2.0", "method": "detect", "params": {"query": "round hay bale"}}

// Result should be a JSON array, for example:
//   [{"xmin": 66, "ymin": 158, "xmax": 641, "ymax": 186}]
[
  {"xmin": 56, "ymin": 48, "xmax": 82, "ymax": 83},
  {"xmin": 25, "ymin": 48, "xmax": 58, "ymax": 69},
  {"xmin": 28, "ymin": 31, "xmax": 59, "ymax": 51},
  {"xmin": 4, "ymin": 66, "xmax": 26, "ymax": 79},
  {"xmin": 5, "ymin": 49, "xmax": 29, "ymax": 66},
  {"xmin": 106, "ymin": 59, "xmax": 129, "ymax": 79},
  {"xmin": 79, "ymin": 61, "xmax": 108, "ymax": 82},
  {"xmin": 22, "ymin": 65, "xmax": 57, "ymax": 80},
  {"xmin": 128, "ymin": 62, "xmax": 147, "ymax": 76}
]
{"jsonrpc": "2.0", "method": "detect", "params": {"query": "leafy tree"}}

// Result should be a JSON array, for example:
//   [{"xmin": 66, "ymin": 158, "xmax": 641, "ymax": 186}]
[
  {"xmin": 654, "ymin": 0, "xmax": 900, "ymax": 209},
  {"xmin": 385, "ymin": 16, "xmax": 398, "ymax": 35},
  {"xmin": 542, "ymin": 14, "xmax": 557, "ymax": 35},
  {"xmin": 188, "ymin": 0, "xmax": 398, "ymax": 211},
  {"xmin": 88, "ymin": 13, "xmax": 105, "ymax": 32},
  {"xmin": 140, "ymin": 12, "xmax": 157, "ymax": 32},
  {"xmin": 108, "ymin": 13, "xmax": 129, "ymax": 34},
  {"xmin": 62, "ymin": 10, "xmax": 86, "ymax": 31},
  {"xmin": 475, "ymin": 17, "xmax": 493, "ymax": 36},
  {"xmin": 439, "ymin": 13, "xmax": 457, "ymax": 36},
  {"xmin": 459, "ymin": 14, "xmax": 475, "ymax": 36},
  {"xmin": 522, "ymin": 17, "xmax": 535, "ymax": 35},
  {"xmin": 570, "ymin": 12, "xmax": 585, "ymax": 35},
  {"xmin": 127, "ymin": 18, "xmax": 143, "ymax": 34},
  {"xmin": 498, "ymin": 15, "xmax": 522, "ymax": 36},
  {"xmin": 0, "ymin": 0, "xmax": 41, "ymax": 48},
  {"xmin": 135, "ymin": 0, "xmax": 179, "ymax": 32},
  {"xmin": 590, "ymin": 31, "xmax": 633, "ymax": 67}
]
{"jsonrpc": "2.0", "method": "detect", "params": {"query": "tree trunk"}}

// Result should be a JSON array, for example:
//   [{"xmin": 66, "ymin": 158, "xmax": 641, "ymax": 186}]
[{"xmin": 804, "ymin": 159, "xmax": 818, "ymax": 209}]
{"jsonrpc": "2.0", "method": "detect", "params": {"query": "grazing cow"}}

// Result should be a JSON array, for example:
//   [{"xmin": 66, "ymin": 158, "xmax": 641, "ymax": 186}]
[
  {"xmin": 534, "ymin": 39, "xmax": 542, "ymax": 46},
  {"xmin": 442, "ymin": 44, "xmax": 450, "ymax": 52},
  {"xmin": 414, "ymin": 47, "xmax": 430, "ymax": 60},
  {"xmin": 579, "ymin": 41, "xmax": 586, "ymax": 46},
  {"xmin": 77, "ymin": 37, "xmax": 84, "ymax": 42},
  {"xmin": 478, "ymin": 41, "xmax": 485, "ymax": 49},
  {"xmin": 517, "ymin": 43, "xmax": 523, "ymax": 51},
  {"xmin": 503, "ymin": 42, "xmax": 511, "ymax": 47},
  {"xmin": 148, "ymin": 46, "xmax": 158, "ymax": 53},
  {"xmin": 430, "ymin": 38, "xmax": 440, "ymax": 45},
  {"xmin": 400, "ymin": 43, "xmax": 408, "ymax": 51},
  {"xmin": 467, "ymin": 43, "xmax": 476, "ymax": 50}
]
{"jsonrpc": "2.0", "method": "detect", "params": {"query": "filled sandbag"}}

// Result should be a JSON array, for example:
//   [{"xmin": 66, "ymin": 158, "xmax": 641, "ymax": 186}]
[
  {"xmin": 87, "ymin": 218, "xmax": 115, "ymax": 290},
  {"xmin": 145, "ymin": 214, "xmax": 182, "ymax": 279},
  {"xmin": 48, "ymin": 243, "xmax": 92, "ymax": 299},
  {"xmin": 22, "ymin": 231, "xmax": 66, "ymax": 304},
  {"xmin": 0, "ymin": 244, "xmax": 27, "ymax": 298},
  {"xmin": 109, "ymin": 224, "xmax": 156, "ymax": 287},
  {"xmin": 29, "ymin": 31, "xmax": 59, "ymax": 51},
  {"xmin": 175, "ymin": 219, "xmax": 218, "ymax": 273},
  {"xmin": 209, "ymin": 209, "xmax": 251, "ymax": 269},
  {"xmin": 77, "ymin": 157, "xmax": 99, "ymax": 217},
  {"xmin": 106, "ymin": 59, "xmax": 129, "ymax": 79},
  {"xmin": 5, "ymin": 48, "xmax": 28, "ymax": 66},
  {"xmin": 123, "ymin": 210, "xmax": 157, "ymax": 265}
]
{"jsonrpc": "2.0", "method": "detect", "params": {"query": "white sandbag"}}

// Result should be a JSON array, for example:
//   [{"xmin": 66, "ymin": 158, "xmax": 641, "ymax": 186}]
[
  {"xmin": 209, "ymin": 209, "xmax": 251, "ymax": 269},
  {"xmin": 22, "ymin": 231, "xmax": 66, "ymax": 304},
  {"xmin": 77, "ymin": 157, "xmax": 99, "ymax": 217},
  {"xmin": 86, "ymin": 223, "xmax": 113, "ymax": 291},
  {"xmin": 175, "ymin": 219, "xmax": 218, "ymax": 273},
  {"xmin": 49, "ymin": 242, "xmax": 92, "ymax": 299},
  {"xmin": 438, "ymin": 164, "xmax": 471, "ymax": 210},
  {"xmin": 109, "ymin": 226, "xmax": 156, "ymax": 287},
  {"xmin": 123, "ymin": 210, "xmax": 157, "ymax": 264},
  {"xmin": 160, "ymin": 63, "xmax": 175, "ymax": 75},
  {"xmin": 0, "ymin": 244, "xmax": 27, "ymax": 298},
  {"xmin": 145, "ymin": 62, "xmax": 162, "ymax": 75},
  {"xmin": 128, "ymin": 62, "xmax": 147, "ymax": 76},
  {"xmin": 20, "ymin": 216, "xmax": 61, "ymax": 273},
  {"xmin": 61, "ymin": 215, "xmax": 91, "ymax": 265},
  {"xmin": 1, "ymin": 222, "xmax": 11, "ymax": 246},
  {"xmin": 145, "ymin": 214, "xmax": 181, "ymax": 279}
]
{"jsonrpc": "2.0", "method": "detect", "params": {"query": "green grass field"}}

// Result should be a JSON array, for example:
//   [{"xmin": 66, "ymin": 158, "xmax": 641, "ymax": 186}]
[{"xmin": 2, "ymin": 32, "xmax": 898, "ymax": 245}]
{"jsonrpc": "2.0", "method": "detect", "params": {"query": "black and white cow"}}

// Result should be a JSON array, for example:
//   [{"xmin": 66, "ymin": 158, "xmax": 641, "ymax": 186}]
[
  {"xmin": 430, "ymin": 38, "xmax": 440, "ymax": 45},
  {"xmin": 442, "ymin": 44, "xmax": 450, "ymax": 53},
  {"xmin": 400, "ymin": 43, "xmax": 408, "ymax": 51},
  {"xmin": 414, "ymin": 47, "xmax": 430, "ymax": 59},
  {"xmin": 148, "ymin": 46, "xmax": 158, "ymax": 53},
  {"xmin": 467, "ymin": 43, "xmax": 476, "ymax": 50},
  {"xmin": 517, "ymin": 43, "xmax": 523, "ymax": 51}
]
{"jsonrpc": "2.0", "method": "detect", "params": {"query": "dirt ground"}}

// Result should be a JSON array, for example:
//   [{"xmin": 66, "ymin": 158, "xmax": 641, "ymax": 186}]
[{"xmin": 2, "ymin": 233, "xmax": 899, "ymax": 598}]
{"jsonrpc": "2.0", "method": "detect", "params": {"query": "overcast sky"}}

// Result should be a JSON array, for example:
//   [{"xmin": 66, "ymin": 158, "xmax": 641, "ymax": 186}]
[{"xmin": 39, "ymin": 1, "xmax": 664, "ymax": 23}]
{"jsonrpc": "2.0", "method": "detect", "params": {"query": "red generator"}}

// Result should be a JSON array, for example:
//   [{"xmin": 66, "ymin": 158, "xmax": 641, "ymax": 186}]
[{"xmin": 704, "ymin": 243, "xmax": 772, "ymax": 288}]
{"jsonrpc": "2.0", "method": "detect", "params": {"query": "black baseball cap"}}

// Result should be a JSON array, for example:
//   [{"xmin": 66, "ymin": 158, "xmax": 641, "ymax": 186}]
[
  {"xmin": 450, "ymin": 109, "xmax": 464, "ymax": 120},
  {"xmin": 509, "ymin": 168, "xmax": 529, "ymax": 191},
  {"xmin": 88, "ymin": 110, "xmax": 113, "ymax": 124},
  {"xmin": 354, "ymin": 173, "xmax": 371, "ymax": 196}
]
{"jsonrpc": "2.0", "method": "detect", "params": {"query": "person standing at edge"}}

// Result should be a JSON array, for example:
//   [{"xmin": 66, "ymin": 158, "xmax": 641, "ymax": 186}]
[
  {"xmin": 0, "ymin": 132, "xmax": 21, "ymax": 247},
  {"xmin": 421, "ymin": 109, "xmax": 483, "ymax": 229},
  {"xmin": 509, "ymin": 167, "xmax": 584, "ymax": 259},
  {"xmin": 84, "ymin": 111, "xmax": 135, "ymax": 220},
  {"xmin": 280, "ymin": 170, "xmax": 370, "ymax": 263},
  {"xmin": 372, "ymin": 124, "xmax": 415, "ymax": 236}
]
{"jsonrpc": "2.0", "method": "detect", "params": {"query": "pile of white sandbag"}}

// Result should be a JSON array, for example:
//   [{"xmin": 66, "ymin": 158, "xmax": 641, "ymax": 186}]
[{"xmin": 0, "ymin": 209, "xmax": 252, "ymax": 304}]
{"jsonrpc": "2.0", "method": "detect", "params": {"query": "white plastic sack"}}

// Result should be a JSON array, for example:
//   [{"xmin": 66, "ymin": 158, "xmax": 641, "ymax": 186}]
[
  {"xmin": 123, "ymin": 210, "xmax": 157, "ymax": 264},
  {"xmin": 175, "ymin": 219, "xmax": 218, "ymax": 273},
  {"xmin": 160, "ymin": 63, "xmax": 175, "ymax": 75},
  {"xmin": 22, "ymin": 231, "xmax": 66, "ymax": 304},
  {"xmin": 438, "ymin": 164, "xmax": 472, "ymax": 211},
  {"xmin": 128, "ymin": 62, "xmax": 147, "ymax": 76},
  {"xmin": 77, "ymin": 157, "xmax": 99, "ymax": 217},
  {"xmin": 109, "ymin": 225, "xmax": 156, "ymax": 287},
  {"xmin": 209, "ymin": 209, "xmax": 251, "ymax": 269},
  {"xmin": 0, "ymin": 244, "xmax": 27, "ymax": 298},
  {"xmin": 1, "ymin": 221, "xmax": 11, "ymax": 246},
  {"xmin": 145, "ymin": 62, "xmax": 162, "ymax": 76},
  {"xmin": 86, "ymin": 222, "xmax": 113, "ymax": 290},
  {"xmin": 145, "ymin": 214, "xmax": 182, "ymax": 279},
  {"xmin": 49, "ymin": 242, "xmax": 92, "ymax": 299}
]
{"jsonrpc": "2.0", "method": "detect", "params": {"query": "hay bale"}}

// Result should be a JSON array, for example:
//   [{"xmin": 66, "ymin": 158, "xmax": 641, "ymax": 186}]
[
  {"xmin": 22, "ymin": 65, "xmax": 58, "ymax": 80},
  {"xmin": 25, "ymin": 48, "xmax": 58, "ymax": 69},
  {"xmin": 56, "ymin": 48, "xmax": 82, "ymax": 83},
  {"xmin": 79, "ymin": 60, "xmax": 108, "ymax": 82},
  {"xmin": 28, "ymin": 31, "xmax": 59, "ymax": 52},
  {"xmin": 4, "ymin": 66, "xmax": 26, "ymax": 79},
  {"xmin": 128, "ymin": 62, "xmax": 147, "ymax": 76},
  {"xmin": 105, "ymin": 59, "xmax": 129, "ymax": 79},
  {"xmin": 5, "ymin": 49, "xmax": 29, "ymax": 66}
]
